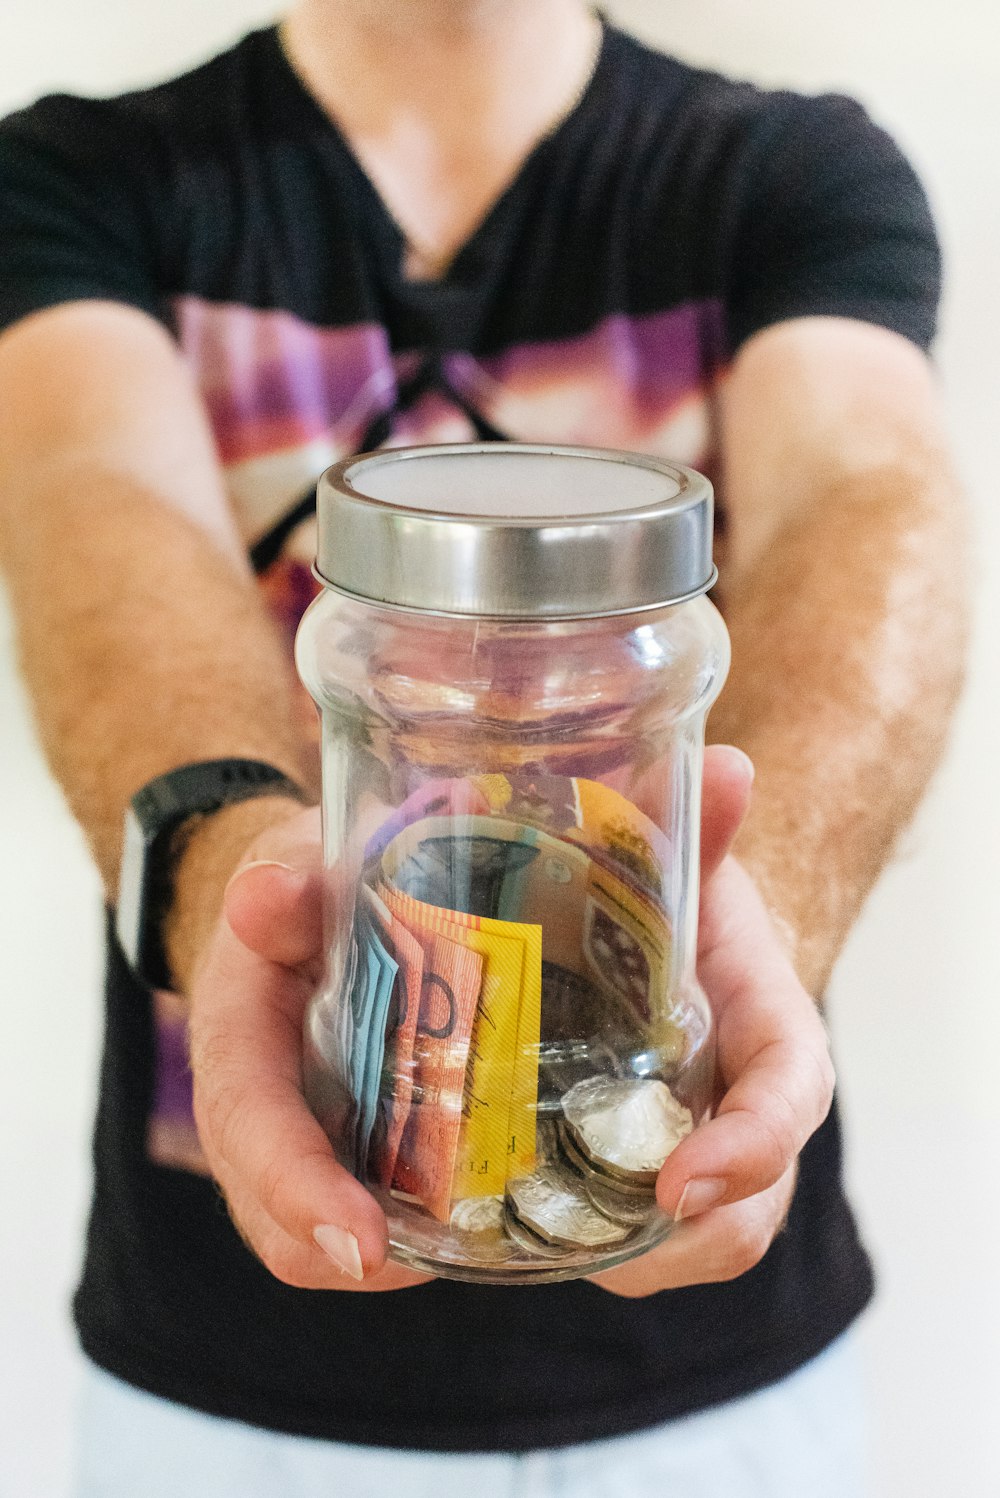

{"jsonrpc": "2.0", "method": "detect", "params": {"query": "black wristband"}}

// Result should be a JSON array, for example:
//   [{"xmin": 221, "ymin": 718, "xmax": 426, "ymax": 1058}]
[{"xmin": 116, "ymin": 759, "xmax": 309, "ymax": 990}]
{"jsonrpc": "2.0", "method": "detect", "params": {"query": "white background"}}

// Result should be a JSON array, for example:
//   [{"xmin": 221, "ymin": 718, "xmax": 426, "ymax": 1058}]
[{"xmin": 1, "ymin": 2, "xmax": 998, "ymax": 1494}]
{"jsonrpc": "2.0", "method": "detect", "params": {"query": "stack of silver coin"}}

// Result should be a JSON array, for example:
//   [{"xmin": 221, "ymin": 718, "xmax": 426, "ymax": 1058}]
[{"xmin": 500, "ymin": 1077, "xmax": 693, "ymax": 1256}]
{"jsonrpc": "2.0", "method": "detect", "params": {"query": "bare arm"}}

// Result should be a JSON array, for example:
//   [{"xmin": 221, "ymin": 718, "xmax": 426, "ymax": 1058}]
[
  {"xmin": 595, "ymin": 317, "xmax": 970, "ymax": 1296},
  {"xmin": 709, "ymin": 316, "xmax": 971, "ymax": 995},
  {"xmin": 0, "ymin": 300, "xmax": 316, "ymax": 985},
  {"xmin": 0, "ymin": 299, "xmax": 425, "ymax": 1289}
]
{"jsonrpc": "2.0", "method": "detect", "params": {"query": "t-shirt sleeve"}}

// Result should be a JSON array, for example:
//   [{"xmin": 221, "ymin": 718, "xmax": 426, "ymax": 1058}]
[
  {"xmin": 726, "ymin": 92, "xmax": 941, "ymax": 353},
  {"xmin": 0, "ymin": 93, "xmax": 165, "ymax": 337}
]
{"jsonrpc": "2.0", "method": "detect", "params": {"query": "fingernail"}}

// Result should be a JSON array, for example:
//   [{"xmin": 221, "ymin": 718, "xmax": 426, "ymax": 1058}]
[
  {"xmin": 313, "ymin": 1224, "xmax": 364, "ymax": 1280},
  {"xmin": 226, "ymin": 860, "xmax": 299, "ymax": 896},
  {"xmin": 729, "ymin": 748, "xmax": 755, "ymax": 784},
  {"xmin": 675, "ymin": 1177, "xmax": 728, "ymax": 1221}
]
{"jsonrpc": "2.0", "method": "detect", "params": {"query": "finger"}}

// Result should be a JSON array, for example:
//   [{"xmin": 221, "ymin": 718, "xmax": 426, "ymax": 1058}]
[
  {"xmin": 700, "ymin": 745, "xmax": 755, "ymax": 881},
  {"xmin": 214, "ymin": 1161, "xmax": 432, "ymax": 1293},
  {"xmin": 654, "ymin": 860, "xmax": 833, "ymax": 1217},
  {"xmin": 655, "ymin": 1033, "xmax": 830, "ymax": 1216},
  {"xmin": 224, "ymin": 859, "xmax": 324, "ymax": 969},
  {"xmin": 590, "ymin": 1165, "xmax": 797, "ymax": 1298},
  {"xmin": 698, "ymin": 857, "xmax": 821, "ymax": 1041},
  {"xmin": 189, "ymin": 933, "xmax": 388, "ymax": 1276}
]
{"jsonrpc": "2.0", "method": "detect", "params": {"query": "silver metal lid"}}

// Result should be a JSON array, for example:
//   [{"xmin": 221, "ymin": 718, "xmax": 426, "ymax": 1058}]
[{"xmin": 315, "ymin": 443, "xmax": 715, "ymax": 619}]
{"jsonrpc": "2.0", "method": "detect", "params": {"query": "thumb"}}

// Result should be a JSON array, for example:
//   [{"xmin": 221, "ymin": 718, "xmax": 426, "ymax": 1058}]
[
  {"xmin": 224, "ymin": 860, "xmax": 324, "ymax": 969},
  {"xmin": 700, "ymin": 745, "xmax": 754, "ymax": 882}
]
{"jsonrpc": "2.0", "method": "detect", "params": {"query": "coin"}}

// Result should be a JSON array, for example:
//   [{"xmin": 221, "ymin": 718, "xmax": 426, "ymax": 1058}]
[
  {"xmin": 561, "ymin": 1077, "xmax": 693, "ymax": 1187},
  {"xmin": 554, "ymin": 1119, "xmax": 654, "ymax": 1197},
  {"xmin": 584, "ymin": 1172, "xmax": 661, "ymax": 1227},
  {"xmin": 450, "ymin": 1194, "xmax": 506, "ymax": 1234},
  {"xmin": 449, "ymin": 1195, "xmax": 511, "ymax": 1262},
  {"xmin": 553, "ymin": 1118, "xmax": 594, "ymax": 1178},
  {"xmin": 506, "ymin": 1164, "xmax": 630, "ymax": 1249},
  {"xmin": 502, "ymin": 1206, "xmax": 569, "ymax": 1260}
]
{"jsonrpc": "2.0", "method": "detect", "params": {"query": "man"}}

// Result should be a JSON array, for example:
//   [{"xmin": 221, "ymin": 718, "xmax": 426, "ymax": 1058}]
[{"xmin": 0, "ymin": 0, "xmax": 968, "ymax": 1492}]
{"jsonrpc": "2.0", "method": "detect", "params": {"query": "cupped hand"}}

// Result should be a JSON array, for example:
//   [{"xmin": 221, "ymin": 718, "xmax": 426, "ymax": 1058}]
[
  {"xmin": 187, "ymin": 804, "xmax": 430, "ymax": 1292},
  {"xmin": 590, "ymin": 746, "xmax": 835, "ymax": 1297},
  {"xmin": 186, "ymin": 748, "xmax": 831, "ymax": 1299}
]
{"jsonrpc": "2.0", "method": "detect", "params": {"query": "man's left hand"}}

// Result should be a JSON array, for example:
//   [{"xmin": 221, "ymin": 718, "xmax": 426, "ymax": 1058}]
[{"xmin": 591, "ymin": 748, "xmax": 835, "ymax": 1297}]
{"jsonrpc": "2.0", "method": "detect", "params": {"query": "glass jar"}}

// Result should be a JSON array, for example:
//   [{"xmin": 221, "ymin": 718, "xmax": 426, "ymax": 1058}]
[{"xmin": 296, "ymin": 444, "xmax": 729, "ymax": 1284}]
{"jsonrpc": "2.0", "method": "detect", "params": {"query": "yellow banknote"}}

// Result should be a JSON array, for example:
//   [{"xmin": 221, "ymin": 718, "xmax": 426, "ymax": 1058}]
[
  {"xmin": 380, "ymin": 882, "xmax": 541, "ymax": 1196},
  {"xmin": 382, "ymin": 811, "xmax": 672, "ymax": 1027},
  {"xmin": 468, "ymin": 772, "xmax": 670, "ymax": 903}
]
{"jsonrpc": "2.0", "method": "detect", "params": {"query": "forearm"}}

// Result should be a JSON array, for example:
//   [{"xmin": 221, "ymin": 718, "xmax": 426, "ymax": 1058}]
[
  {"xmin": 709, "ymin": 459, "xmax": 970, "ymax": 995},
  {"xmin": 1, "ymin": 460, "xmax": 316, "ymax": 979}
]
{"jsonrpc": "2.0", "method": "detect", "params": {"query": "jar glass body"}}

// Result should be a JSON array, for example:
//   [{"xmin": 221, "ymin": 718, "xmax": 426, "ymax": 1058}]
[{"xmin": 296, "ymin": 592, "xmax": 730, "ymax": 1283}]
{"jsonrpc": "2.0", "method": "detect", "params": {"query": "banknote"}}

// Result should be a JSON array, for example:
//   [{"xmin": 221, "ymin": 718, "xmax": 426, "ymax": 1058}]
[
  {"xmin": 365, "ymin": 784, "xmax": 679, "ymax": 1215},
  {"xmin": 565, "ymin": 776, "xmax": 672, "ymax": 904},
  {"xmin": 379, "ymin": 819, "xmax": 540, "ymax": 921},
  {"xmin": 357, "ymin": 885, "xmax": 425, "ymax": 1188},
  {"xmin": 387, "ymin": 918, "xmax": 484, "ymax": 1222},
  {"xmin": 380, "ymin": 881, "xmax": 542, "ymax": 1194},
  {"xmin": 470, "ymin": 773, "xmax": 672, "ymax": 902},
  {"xmin": 302, "ymin": 911, "xmax": 364, "ymax": 1168},
  {"xmin": 348, "ymin": 907, "xmax": 399, "ymax": 1177},
  {"xmin": 363, "ymin": 776, "xmax": 493, "ymax": 862},
  {"xmin": 333, "ymin": 923, "xmax": 366, "ymax": 1174},
  {"xmin": 470, "ymin": 772, "xmax": 584, "ymax": 835},
  {"xmin": 368, "ymin": 772, "xmax": 672, "ymax": 907},
  {"xmin": 382, "ymin": 812, "xmax": 677, "ymax": 1054}
]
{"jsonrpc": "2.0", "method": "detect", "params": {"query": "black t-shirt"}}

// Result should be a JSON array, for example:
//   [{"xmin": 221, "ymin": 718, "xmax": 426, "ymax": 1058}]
[{"xmin": 0, "ymin": 20, "xmax": 938, "ymax": 1451}]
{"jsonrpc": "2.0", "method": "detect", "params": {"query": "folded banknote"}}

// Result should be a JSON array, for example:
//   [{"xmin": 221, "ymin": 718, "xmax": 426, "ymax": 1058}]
[
  {"xmin": 380, "ymin": 883, "xmax": 542, "ymax": 1202},
  {"xmin": 380, "ymin": 813, "xmax": 673, "ymax": 1030},
  {"xmin": 334, "ymin": 780, "xmax": 681, "ymax": 1226}
]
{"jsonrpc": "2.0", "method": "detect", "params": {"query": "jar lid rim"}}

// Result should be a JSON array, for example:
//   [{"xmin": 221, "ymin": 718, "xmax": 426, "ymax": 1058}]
[{"xmin": 314, "ymin": 443, "xmax": 716, "ymax": 618}]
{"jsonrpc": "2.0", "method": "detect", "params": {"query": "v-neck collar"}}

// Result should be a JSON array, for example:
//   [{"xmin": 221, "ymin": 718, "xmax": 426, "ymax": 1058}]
[{"xmin": 266, "ymin": 16, "xmax": 616, "ymax": 299}]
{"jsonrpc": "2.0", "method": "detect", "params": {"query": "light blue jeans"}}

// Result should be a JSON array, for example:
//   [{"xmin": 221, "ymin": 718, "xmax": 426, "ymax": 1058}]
[{"xmin": 74, "ymin": 1333, "xmax": 867, "ymax": 1498}]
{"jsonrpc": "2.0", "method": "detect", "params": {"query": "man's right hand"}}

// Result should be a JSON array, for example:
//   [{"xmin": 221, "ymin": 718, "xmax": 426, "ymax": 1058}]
[{"xmin": 186, "ymin": 803, "xmax": 431, "ymax": 1292}]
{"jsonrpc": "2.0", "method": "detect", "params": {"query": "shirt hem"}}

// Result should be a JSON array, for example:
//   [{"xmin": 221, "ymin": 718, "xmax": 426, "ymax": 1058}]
[{"xmin": 76, "ymin": 1278, "xmax": 873, "ymax": 1454}]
